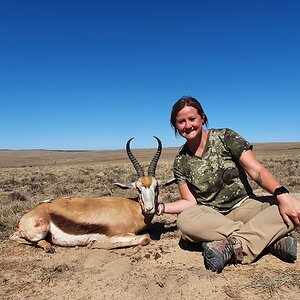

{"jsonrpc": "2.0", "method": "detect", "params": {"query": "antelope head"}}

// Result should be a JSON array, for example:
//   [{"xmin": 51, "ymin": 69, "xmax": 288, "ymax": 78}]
[{"xmin": 114, "ymin": 136, "xmax": 175, "ymax": 215}]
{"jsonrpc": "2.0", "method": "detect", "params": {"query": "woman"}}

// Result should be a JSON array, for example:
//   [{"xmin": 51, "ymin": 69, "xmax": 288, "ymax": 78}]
[{"xmin": 157, "ymin": 96, "xmax": 300, "ymax": 273}]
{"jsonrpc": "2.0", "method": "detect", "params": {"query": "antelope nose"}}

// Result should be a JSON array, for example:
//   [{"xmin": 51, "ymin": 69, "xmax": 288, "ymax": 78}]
[{"xmin": 144, "ymin": 207, "xmax": 154, "ymax": 214}]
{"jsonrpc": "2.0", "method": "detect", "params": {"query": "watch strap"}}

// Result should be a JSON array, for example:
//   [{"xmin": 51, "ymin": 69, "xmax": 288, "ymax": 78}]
[{"xmin": 273, "ymin": 186, "xmax": 289, "ymax": 197}]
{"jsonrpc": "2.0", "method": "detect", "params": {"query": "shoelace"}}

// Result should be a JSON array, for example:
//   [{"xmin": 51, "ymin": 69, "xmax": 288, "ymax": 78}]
[{"xmin": 221, "ymin": 240, "xmax": 237, "ymax": 266}]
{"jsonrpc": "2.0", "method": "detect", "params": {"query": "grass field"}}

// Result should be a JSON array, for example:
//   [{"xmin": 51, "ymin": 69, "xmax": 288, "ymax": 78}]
[
  {"xmin": 0, "ymin": 142, "xmax": 299, "ymax": 300},
  {"xmin": 0, "ymin": 142, "xmax": 299, "ymax": 240}
]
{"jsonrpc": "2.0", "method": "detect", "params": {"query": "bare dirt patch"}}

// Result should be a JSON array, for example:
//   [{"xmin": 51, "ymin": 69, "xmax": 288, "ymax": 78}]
[{"xmin": 1, "ymin": 143, "xmax": 300, "ymax": 299}]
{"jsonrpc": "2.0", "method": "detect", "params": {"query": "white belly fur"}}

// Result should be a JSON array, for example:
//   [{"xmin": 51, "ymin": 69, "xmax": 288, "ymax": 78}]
[{"xmin": 49, "ymin": 222, "xmax": 105, "ymax": 246}]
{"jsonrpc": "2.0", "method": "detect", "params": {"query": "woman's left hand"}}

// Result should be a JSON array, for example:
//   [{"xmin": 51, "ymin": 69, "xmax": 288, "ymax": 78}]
[{"xmin": 277, "ymin": 194, "xmax": 300, "ymax": 227}]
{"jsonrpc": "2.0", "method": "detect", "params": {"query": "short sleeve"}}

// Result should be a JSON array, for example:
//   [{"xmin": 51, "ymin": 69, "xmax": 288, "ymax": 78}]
[
  {"xmin": 223, "ymin": 128, "xmax": 253, "ymax": 161},
  {"xmin": 173, "ymin": 155, "xmax": 187, "ymax": 185}
]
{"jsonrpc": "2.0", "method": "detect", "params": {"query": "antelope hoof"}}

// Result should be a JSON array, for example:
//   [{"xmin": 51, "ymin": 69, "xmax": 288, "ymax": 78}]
[
  {"xmin": 139, "ymin": 235, "xmax": 150, "ymax": 246},
  {"xmin": 45, "ymin": 248, "xmax": 55, "ymax": 254}
]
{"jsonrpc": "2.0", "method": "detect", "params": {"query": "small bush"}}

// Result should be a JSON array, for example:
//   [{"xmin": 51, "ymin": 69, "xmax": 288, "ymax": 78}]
[{"xmin": 8, "ymin": 192, "xmax": 27, "ymax": 201}]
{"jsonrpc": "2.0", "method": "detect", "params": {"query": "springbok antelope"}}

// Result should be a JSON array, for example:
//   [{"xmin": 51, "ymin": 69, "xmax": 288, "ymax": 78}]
[{"xmin": 10, "ymin": 137, "xmax": 175, "ymax": 252}]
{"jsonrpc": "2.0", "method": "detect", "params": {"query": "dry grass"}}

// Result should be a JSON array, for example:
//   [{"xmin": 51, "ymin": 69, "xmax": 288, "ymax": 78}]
[
  {"xmin": 0, "ymin": 142, "xmax": 299, "ymax": 300},
  {"xmin": 245, "ymin": 269, "xmax": 300, "ymax": 298},
  {"xmin": 0, "ymin": 143, "xmax": 299, "ymax": 241},
  {"xmin": 39, "ymin": 264, "xmax": 71, "ymax": 284}
]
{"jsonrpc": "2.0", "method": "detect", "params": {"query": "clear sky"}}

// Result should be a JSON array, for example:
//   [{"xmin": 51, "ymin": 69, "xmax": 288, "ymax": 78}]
[{"xmin": 1, "ymin": 0, "xmax": 299, "ymax": 150}]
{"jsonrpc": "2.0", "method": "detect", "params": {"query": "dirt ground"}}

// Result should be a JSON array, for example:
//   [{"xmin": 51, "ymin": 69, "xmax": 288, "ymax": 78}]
[
  {"xmin": 1, "ymin": 211, "xmax": 300, "ymax": 300},
  {"xmin": 1, "ymin": 144, "xmax": 300, "ymax": 300}
]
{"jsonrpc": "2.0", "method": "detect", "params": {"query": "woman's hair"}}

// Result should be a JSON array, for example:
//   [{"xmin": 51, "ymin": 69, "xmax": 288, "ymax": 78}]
[{"xmin": 170, "ymin": 96, "xmax": 208, "ymax": 135}]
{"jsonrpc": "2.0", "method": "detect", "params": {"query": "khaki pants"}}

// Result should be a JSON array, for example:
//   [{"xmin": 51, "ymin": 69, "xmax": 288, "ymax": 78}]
[{"xmin": 177, "ymin": 198, "xmax": 295, "ymax": 263}]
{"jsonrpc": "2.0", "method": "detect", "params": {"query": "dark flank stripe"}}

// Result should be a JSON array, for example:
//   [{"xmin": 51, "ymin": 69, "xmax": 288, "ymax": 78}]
[{"xmin": 50, "ymin": 213, "xmax": 111, "ymax": 236}]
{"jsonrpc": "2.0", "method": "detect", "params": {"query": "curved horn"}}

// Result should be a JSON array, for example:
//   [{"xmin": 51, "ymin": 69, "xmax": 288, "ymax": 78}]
[
  {"xmin": 148, "ymin": 136, "xmax": 162, "ymax": 176},
  {"xmin": 126, "ymin": 138, "xmax": 144, "ymax": 178}
]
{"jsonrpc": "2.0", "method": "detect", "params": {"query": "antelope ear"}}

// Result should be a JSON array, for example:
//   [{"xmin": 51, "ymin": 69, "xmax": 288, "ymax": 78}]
[
  {"xmin": 113, "ymin": 182, "xmax": 135, "ymax": 190},
  {"xmin": 158, "ymin": 178, "xmax": 177, "ymax": 187}
]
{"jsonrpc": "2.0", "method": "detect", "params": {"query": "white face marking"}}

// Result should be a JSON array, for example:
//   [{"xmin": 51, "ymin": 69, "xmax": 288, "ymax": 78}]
[{"xmin": 139, "ymin": 179, "xmax": 158, "ymax": 214}]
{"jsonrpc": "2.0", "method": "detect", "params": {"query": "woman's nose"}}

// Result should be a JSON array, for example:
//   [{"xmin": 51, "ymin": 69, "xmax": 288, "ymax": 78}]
[{"xmin": 185, "ymin": 120, "xmax": 192, "ymax": 128}]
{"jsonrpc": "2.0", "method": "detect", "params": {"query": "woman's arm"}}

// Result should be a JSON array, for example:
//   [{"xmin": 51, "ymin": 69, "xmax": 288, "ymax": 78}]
[
  {"xmin": 157, "ymin": 182, "xmax": 197, "ymax": 215},
  {"xmin": 239, "ymin": 149, "xmax": 300, "ymax": 227}
]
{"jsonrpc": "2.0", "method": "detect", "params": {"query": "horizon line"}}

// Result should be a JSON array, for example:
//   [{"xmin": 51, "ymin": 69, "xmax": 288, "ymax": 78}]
[{"xmin": 1, "ymin": 141, "xmax": 300, "ymax": 152}]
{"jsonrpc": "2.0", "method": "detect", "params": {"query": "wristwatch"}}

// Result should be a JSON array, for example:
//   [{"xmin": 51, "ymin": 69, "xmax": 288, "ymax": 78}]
[{"xmin": 273, "ymin": 186, "xmax": 289, "ymax": 197}]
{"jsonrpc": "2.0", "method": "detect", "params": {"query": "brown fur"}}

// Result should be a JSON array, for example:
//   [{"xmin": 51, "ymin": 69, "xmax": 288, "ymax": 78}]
[
  {"xmin": 47, "ymin": 196, "xmax": 149, "ymax": 234},
  {"xmin": 141, "ymin": 176, "xmax": 153, "ymax": 188},
  {"xmin": 49, "ymin": 213, "xmax": 111, "ymax": 236}
]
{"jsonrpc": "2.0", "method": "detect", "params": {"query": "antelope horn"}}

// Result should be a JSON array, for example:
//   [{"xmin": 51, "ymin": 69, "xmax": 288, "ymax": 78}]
[
  {"xmin": 148, "ymin": 136, "xmax": 162, "ymax": 177},
  {"xmin": 126, "ymin": 138, "xmax": 144, "ymax": 178}
]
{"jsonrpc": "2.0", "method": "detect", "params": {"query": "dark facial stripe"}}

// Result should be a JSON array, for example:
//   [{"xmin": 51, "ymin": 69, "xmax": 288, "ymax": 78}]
[{"xmin": 50, "ymin": 213, "xmax": 111, "ymax": 236}]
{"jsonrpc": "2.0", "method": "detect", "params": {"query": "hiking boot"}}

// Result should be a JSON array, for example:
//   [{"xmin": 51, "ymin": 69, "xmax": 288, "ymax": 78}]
[
  {"xmin": 202, "ymin": 238, "xmax": 243, "ymax": 273},
  {"xmin": 268, "ymin": 235, "xmax": 297, "ymax": 262}
]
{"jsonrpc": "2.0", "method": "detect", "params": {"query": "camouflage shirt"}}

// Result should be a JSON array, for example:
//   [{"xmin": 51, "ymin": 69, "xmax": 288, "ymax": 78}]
[{"xmin": 173, "ymin": 128, "xmax": 254, "ymax": 212}]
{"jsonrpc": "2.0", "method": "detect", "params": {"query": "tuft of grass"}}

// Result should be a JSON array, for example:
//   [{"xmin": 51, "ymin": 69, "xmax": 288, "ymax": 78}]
[
  {"xmin": 8, "ymin": 192, "xmax": 27, "ymax": 201},
  {"xmin": 246, "ymin": 269, "xmax": 300, "ymax": 298},
  {"xmin": 39, "ymin": 264, "xmax": 70, "ymax": 284}
]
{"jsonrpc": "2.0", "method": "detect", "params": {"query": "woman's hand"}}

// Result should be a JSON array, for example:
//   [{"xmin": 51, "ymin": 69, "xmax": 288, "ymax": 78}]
[{"xmin": 277, "ymin": 193, "xmax": 300, "ymax": 227}]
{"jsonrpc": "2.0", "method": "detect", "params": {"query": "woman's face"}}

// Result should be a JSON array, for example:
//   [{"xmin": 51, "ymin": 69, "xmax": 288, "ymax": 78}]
[{"xmin": 175, "ymin": 106, "xmax": 204, "ymax": 140}]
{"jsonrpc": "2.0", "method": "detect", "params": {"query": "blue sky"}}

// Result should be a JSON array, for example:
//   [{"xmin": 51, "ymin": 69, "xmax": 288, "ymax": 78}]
[{"xmin": 1, "ymin": 0, "xmax": 299, "ymax": 150}]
